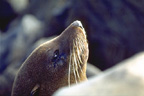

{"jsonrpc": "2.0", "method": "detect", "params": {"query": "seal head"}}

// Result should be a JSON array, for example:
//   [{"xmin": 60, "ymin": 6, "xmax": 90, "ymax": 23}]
[{"xmin": 12, "ymin": 20, "xmax": 89, "ymax": 96}]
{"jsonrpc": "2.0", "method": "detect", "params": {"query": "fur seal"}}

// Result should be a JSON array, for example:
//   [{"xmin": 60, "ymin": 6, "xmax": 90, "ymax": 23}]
[{"xmin": 12, "ymin": 20, "xmax": 89, "ymax": 96}]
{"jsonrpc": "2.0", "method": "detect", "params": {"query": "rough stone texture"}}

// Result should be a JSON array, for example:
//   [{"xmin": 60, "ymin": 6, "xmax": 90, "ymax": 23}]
[{"xmin": 54, "ymin": 52, "xmax": 144, "ymax": 96}]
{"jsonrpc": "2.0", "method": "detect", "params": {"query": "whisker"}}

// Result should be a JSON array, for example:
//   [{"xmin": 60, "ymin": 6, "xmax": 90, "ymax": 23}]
[
  {"xmin": 73, "ymin": 46, "xmax": 80, "ymax": 82},
  {"xmin": 75, "ymin": 39, "xmax": 84, "ymax": 75},
  {"xmin": 76, "ymin": 38, "xmax": 83, "ymax": 53},
  {"xmin": 76, "ymin": 44, "xmax": 83, "ymax": 64},
  {"xmin": 73, "ymin": 58, "xmax": 78, "ymax": 84},
  {"xmin": 77, "ymin": 38, "xmax": 85, "ymax": 52},
  {"xmin": 76, "ymin": 53, "xmax": 84, "ymax": 75},
  {"xmin": 68, "ymin": 47, "xmax": 71, "ymax": 87},
  {"xmin": 72, "ymin": 41, "xmax": 78, "ymax": 84}
]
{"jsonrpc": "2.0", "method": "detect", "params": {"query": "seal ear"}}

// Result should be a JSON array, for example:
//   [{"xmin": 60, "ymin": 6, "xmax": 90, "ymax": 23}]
[{"xmin": 30, "ymin": 84, "xmax": 40, "ymax": 96}]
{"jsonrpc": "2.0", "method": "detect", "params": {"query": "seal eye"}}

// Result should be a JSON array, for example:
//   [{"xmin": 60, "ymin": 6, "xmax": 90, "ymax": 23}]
[{"xmin": 52, "ymin": 50, "xmax": 59, "ymax": 62}]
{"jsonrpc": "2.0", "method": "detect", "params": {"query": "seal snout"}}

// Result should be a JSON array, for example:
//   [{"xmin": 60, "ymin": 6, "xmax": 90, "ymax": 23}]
[{"xmin": 72, "ymin": 20, "xmax": 83, "ymax": 29}]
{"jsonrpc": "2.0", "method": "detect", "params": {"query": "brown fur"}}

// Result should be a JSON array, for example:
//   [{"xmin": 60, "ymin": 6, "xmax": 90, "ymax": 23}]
[{"xmin": 12, "ymin": 20, "xmax": 89, "ymax": 96}]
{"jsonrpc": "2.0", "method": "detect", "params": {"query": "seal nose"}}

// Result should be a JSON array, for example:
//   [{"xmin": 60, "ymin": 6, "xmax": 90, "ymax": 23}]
[{"xmin": 71, "ymin": 20, "xmax": 84, "ymax": 29}]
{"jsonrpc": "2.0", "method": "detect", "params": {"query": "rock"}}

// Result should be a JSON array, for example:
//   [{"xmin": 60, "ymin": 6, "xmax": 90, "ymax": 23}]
[
  {"xmin": 0, "ymin": 14, "xmax": 43, "ymax": 96},
  {"xmin": 0, "ymin": 14, "xmax": 43, "ymax": 73},
  {"xmin": 0, "ymin": 0, "xmax": 17, "ymax": 32},
  {"xmin": 86, "ymin": 63, "xmax": 101, "ymax": 78},
  {"xmin": 54, "ymin": 52, "xmax": 144, "ymax": 96},
  {"xmin": 7, "ymin": 0, "xmax": 29, "ymax": 13},
  {"xmin": 26, "ymin": 0, "xmax": 72, "ymax": 37}
]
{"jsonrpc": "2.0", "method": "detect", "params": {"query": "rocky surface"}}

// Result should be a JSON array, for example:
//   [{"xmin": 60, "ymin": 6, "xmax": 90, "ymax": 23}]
[
  {"xmin": 54, "ymin": 52, "xmax": 144, "ymax": 96},
  {"xmin": 0, "ymin": 14, "xmax": 43, "ymax": 96},
  {"xmin": 86, "ymin": 63, "xmax": 101, "ymax": 78},
  {"xmin": 0, "ymin": 0, "xmax": 17, "ymax": 32},
  {"xmin": 0, "ymin": 0, "xmax": 144, "ymax": 96}
]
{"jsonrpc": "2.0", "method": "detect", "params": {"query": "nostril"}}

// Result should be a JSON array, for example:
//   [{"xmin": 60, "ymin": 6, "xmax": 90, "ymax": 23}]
[
  {"xmin": 72, "ymin": 20, "xmax": 83, "ymax": 29},
  {"xmin": 79, "ymin": 25, "xmax": 83, "ymax": 29}
]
